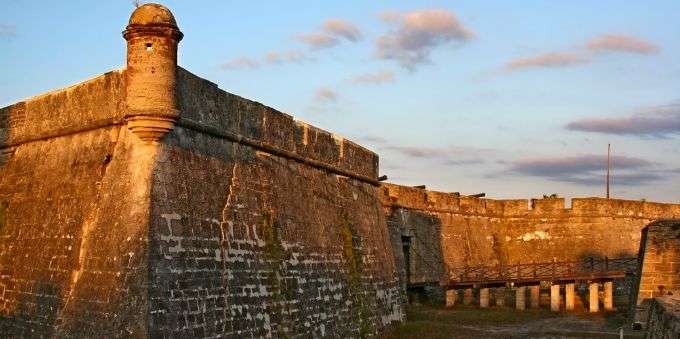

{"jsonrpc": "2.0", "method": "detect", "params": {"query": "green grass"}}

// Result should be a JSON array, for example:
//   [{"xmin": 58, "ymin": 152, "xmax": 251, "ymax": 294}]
[
  {"xmin": 405, "ymin": 304, "xmax": 560, "ymax": 325},
  {"xmin": 382, "ymin": 304, "xmax": 645, "ymax": 339}
]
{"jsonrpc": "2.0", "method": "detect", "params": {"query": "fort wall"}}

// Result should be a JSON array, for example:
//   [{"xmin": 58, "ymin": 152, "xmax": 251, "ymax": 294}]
[
  {"xmin": 0, "ymin": 64, "xmax": 403, "ymax": 337},
  {"xmin": 380, "ymin": 183, "xmax": 680, "ymax": 287},
  {"xmin": 0, "ymin": 4, "xmax": 403, "ymax": 335},
  {"xmin": 644, "ymin": 295, "xmax": 680, "ymax": 338},
  {"xmin": 630, "ymin": 219, "xmax": 680, "ymax": 326},
  {"xmin": 145, "ymin": 68, "xmax": 402, "ymax": 337},
  {"xmin": 0, "ymin": 70, "xmax": 156, "ymax": 336}
]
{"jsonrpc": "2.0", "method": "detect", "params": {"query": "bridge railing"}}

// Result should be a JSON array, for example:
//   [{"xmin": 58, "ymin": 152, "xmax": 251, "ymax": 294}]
[{"xmin": 447, "ymin": 257, "xmax": 638, "ymax": 286}]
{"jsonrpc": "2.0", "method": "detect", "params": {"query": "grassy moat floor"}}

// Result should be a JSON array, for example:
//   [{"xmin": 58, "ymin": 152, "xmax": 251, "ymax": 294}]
[{"xmin": 383, "ymin": 304, "xmax": 645, "ymax": 339}]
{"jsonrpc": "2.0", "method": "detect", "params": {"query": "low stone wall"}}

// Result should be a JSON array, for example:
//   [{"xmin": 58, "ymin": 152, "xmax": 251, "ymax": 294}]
[
  {"xmin": 380, "ymin": 184, "xmax": 680, "ymax": 290},
  {"xmin": 646, "ymin": 295, "xmax": 680, "ymax": 338}
]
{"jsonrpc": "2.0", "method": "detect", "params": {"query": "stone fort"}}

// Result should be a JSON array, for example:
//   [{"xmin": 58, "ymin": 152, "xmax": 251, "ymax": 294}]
[{"xmin": 0, "ymin": 3, "xmax": 679, "ymax": 338}]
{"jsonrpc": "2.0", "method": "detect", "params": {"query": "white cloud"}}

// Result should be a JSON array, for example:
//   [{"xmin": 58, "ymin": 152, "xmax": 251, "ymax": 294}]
[
  {"xmin": 376, "ymin": 9, "xmax": 474, "ymax": 70},
  {"xmin": 298, "ymin": 18, "xmax": 362, "ymax": 50},
  {"xmin": 219, "ymin": 57, "xmax": 260, "ymax": 70},
  {"xmin": 350, "ymin": 70, "xmax": 395, "ymax": 85}
]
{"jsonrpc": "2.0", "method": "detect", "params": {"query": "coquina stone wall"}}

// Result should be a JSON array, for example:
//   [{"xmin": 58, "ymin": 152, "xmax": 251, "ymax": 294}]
[
  {"xmin": 0, "ymin": 4, "xmax": 403, "ymax": 337},
  {"xmin": 0, "ymin": 66, "xmax": 403, "ymax": 338},
  {"xmin": 380, "ymin": 183, "xmax": 680, "ymax": 288},
  {"xmin": 0, "ymin": 70, "xmax": 156, "ymax": 337},
  {"xmin": 645, "ymin": 295, "xmax": 680, "ymax": 338},
  {"xmin": 145, "ymin": 68, "xmax": 403, "ymax": 337},
  {"xmin": 630, "ymin": 219, "xmax": 680, "ymax": 327}
]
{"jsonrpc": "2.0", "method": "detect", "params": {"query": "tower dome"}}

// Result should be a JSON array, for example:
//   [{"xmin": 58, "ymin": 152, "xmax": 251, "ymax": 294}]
[
  {"xmin": 128, "ymin": 3, "xmax": 178, "ymax": 27},
  {"xmin": 123, "ymin": 3, "xmax": 183, "ymax": 143}
]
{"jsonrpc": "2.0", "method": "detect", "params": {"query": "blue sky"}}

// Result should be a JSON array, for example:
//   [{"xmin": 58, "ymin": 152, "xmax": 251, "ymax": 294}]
[{"xmin": 2, "ymin": 1, "xmax": 679, "ymax": 202}]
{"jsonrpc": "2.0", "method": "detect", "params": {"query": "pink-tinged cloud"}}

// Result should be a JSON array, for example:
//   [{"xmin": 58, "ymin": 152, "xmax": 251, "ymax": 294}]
[
  {"xmin": 219, "ymin": 57, "xmax": 260, "ymax": 70},
  {"xmin": 502, "ymin": 154, "xmax": 666, "ymax": 186},
  {"xmin": 322, "ymin": 19, "xmax": 361, "ymax": 42},
  {"xmin": 566, "ymin": 104, "xmax": 680, "ymax": 137},
  {"xmin": 297, "ymin": 32, "xmax": 340, "ymax": 50},
  {"xmin": 351, "ymin": 70, "xmax": 395, "ymax": 85},
  {"xmin": 379, "ymin": 144, "xmax": 494, "ymax": 166},
  {"xmin": 585, "ymin": 34, "xmax": 659, "ymax": 54},
  {"xmin": 505, "ymin": 52, "xmax": 589, "ymax": 71},
  {"xmin": 298, "ymin": 18, "xmax": 362, "ymax": 50},
  {"xmin": 314, "ymin": 87, "xmax": 338, "ymax": 103},
  {"xmin": 265, "ymin": 49, "xmax": 309, "ymax": 64},
  {"xmin": 510, "ymin": 154, "xmax": 652, "ymax": 176},
  {"xmin": 376, "ymin": 9, "xmax": 474, "ymax": 70}
]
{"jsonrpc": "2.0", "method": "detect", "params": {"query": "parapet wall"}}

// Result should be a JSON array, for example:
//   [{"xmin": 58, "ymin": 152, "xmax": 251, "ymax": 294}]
[
  {"xmin": 380, "ymin": 183, "xmax": 680, "ymax": 286},
  {"xmin": 381, "ymin": 183, "xmax": 680, "ymax": 218},
  {"xmin": 175, "ymin": 68, "xmax": 379, "ymax": 182},
  {"xmin": 0, "ymin": 70, "xmax": 126, "ymax": 149}
]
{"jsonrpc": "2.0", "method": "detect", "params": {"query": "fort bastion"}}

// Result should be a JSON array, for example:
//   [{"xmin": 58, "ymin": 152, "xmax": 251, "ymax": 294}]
[{"xmin": 0, "ymin": 4, "xmax": 402, "ymax": 337}]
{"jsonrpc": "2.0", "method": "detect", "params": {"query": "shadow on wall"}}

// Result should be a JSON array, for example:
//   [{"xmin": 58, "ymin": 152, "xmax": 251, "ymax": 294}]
[
  {"xmin": 386, "ymin": 207, "xmax": 444, "ymax": 304},
  {"xmin": 0, "ymin": 103, "xmax": 8, "ymax": 244},
  {"xmin": 0, "ymin": 269, "xmax": 62, "ymax": 336},
  {"xmin": 576, "ymin": 250, "xmax": 637, "ymax": 264},
  {"xmin": 0, "ymin": 103, "xmax": 69, "ymax": 336},
  {"xmin": 1, "ymin": 99, "xmax": 28, "ymax": 166}
]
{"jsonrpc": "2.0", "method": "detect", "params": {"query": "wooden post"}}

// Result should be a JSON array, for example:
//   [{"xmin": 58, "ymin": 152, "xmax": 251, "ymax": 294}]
[
  {"xmin": 446, "ymin": 289, "xmax": 457, "ymax": 307},
  {"xmin": 550, "ymin": 283, "xmax": 561, "ymax": 312},
  {"xmin": 480, "ymin": 288, "xmax": 490, "ymax": 308},
  {"xmin": 463, "ymin": 288, "xmax": 473, "ymax": 305},
  {"xmin": 515, "ymin": 286, "xmax": 526, "ymax": 310},
  {"xmin": 589, "ymin": 282, "xmax": 599, "ymax": 313},
  {"xmin": 604, "ymin": 281, "xmax": 614, "ymax": 311},
  {"xmin": 495, "ymin": 287, "xmax": 505, "ymax": 307},
  {"xmin": 565, "ymin": 283, "xmax": 575, "ymax": 311},
  {"xmin": 530, "ymin": 285, "xmax": 540, "ymax": 309}
]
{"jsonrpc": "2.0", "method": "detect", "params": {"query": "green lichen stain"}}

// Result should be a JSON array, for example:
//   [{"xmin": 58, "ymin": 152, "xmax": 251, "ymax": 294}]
[
  {"xmin": 491, "ymin": 233, "xmax": 509, "ymax": 266},
  {"xmin": 341, "ymin": 219, "xmax": 371, "ymax": 338},
  {"xmin": 263, "ymin": 212, "xmax": 284, "ymax": 262},
  {"xmin": 0, "ymin": 202, "xmax": 6, "ymax": 233},
  {"xmin": 261, "ymin": 212, "xmax": 291, "ymax": 338},
  {"xmin": 670, "ymin": 222, "xmax": 680, "ymax": 239}
]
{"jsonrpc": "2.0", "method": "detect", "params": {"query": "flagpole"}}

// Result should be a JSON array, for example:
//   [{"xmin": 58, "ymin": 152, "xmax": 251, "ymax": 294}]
[{"xmin": 606, "ymin": 144, "xmax": 611, "ymax": 199}]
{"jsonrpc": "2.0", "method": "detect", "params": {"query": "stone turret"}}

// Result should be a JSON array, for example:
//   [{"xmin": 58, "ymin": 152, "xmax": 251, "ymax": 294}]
[{"xmin": 123, "ymin": 3, "xmax": 183, "ymax": 142}]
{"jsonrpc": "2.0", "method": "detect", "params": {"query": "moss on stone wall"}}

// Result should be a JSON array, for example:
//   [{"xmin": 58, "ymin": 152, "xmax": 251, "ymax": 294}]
[
  {"xmin": 341, "ymin": 218, "xmax": 371, "ymax": 337},
  {"xmin": 261, "ymin": 212, "xmax": 293, "ymax": 338},
  {"xmin": 0, "ymin": 202, "xmax": 7, "ymax": 233},
  {"xmin": 262, "ymin": 212, "xmax": 284, "ymax": 262}
]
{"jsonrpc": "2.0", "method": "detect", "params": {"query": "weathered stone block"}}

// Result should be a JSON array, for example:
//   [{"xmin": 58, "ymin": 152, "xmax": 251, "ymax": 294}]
[{"xmin": 630, "ymin": 219, "xmax": 680, "ymax": 326}]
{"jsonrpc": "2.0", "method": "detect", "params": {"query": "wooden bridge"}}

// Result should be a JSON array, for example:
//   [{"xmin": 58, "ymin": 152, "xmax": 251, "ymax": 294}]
[
  {"xmin": 443, "ymin": 257, "xmax": 639, "ymax": 312},
  {"xmin": 447, "ymin": 257, "xmax": 639, "ymax": 287}
]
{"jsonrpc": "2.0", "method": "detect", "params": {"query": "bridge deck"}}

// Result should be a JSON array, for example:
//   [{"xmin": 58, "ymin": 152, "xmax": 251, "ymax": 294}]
[{"xmin": 445, "ymin": 257, "xmax": 638, "ymax": 288}]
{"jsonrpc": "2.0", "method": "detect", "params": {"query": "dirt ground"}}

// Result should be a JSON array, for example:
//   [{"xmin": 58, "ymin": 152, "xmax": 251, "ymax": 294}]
[{"xmin": 383, "ymin": 305, "xmax": 646, "ymax": 339}]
